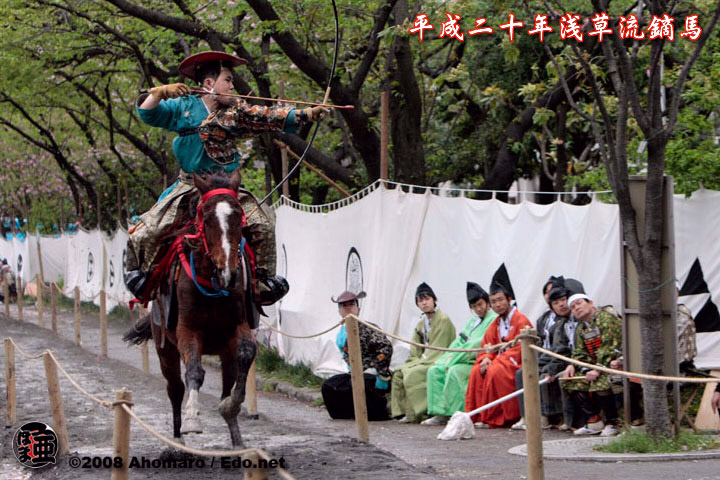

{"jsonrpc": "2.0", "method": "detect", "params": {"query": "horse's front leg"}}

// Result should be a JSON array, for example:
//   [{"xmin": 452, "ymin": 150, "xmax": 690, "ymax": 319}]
[
  {"xmin": 218, "ymin": 322, "xmax": 256, "ymax": 447},
  {"xmin": 177, "ymin": 325, "xmax": 205, "ymax": 434}
]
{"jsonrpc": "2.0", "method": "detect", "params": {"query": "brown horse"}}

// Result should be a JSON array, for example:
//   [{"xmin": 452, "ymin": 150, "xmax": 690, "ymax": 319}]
[{"xmin": 125, "ymin": 170, "xmax": 256, "ymax": 447}]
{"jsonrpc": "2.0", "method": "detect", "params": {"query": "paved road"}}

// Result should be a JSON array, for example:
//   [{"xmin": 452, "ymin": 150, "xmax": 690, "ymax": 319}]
[{"xmin": 1, "ymin": 303, "xmax": 719, "ymax": 479}]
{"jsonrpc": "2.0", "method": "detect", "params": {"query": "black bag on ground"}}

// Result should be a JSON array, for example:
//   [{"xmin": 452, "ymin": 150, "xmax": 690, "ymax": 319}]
[{"xmin": 321, "ymin": 373, "xmax": 389, "ymax": 421}]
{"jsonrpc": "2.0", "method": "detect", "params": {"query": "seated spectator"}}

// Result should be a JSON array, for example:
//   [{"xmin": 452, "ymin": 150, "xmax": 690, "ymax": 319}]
[
  {"xmin": 321, "ymin": 290, "xmax": 393, "ymax": 420},
  {"xmin": 512, "ymin": 277, "xmax": 572, "ymax": 430},
  {"xmin": 423, "ymin": 282, "xmax": 498, "ymax": 425},
  {"xmin": 391, "ymin": 282, "xmax": 455, "ymax": 423},
  {"xmin": 562, "ymin": 293, "xmax": 622, "ymax": 437},
  {"xmin": 0, "ymin": 258, "xmax": 17, "ymax": 302},
  {"xmin": 465, "ymin": 264, "xmax": 532, "ymax": 428},
  {"xmin": 712, "ymin": 383, "xmax": 720, "ymax": 414},
  {"xmin": 677, "ymin": 282, "xmax": 697, "ymax": 372},
  {"xmin": 542, "ymin": 278, "xmax": 586, "ymax": 431}
]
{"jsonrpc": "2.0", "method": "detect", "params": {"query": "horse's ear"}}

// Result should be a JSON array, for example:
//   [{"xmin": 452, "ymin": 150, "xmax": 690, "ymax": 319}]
[
  {"xmin": 228, "ymin": 170, "xmax": 241, "ymax": 192},
  {"xmin": 193, "ymin": 173, "xmax": 211, "ymax": 194}
]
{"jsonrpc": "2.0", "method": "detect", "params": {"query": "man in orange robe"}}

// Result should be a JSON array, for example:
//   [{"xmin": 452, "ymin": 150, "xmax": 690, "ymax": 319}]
[{"xmin": 465, "ymin": 264, "xmax": 532, "ymax": 428}]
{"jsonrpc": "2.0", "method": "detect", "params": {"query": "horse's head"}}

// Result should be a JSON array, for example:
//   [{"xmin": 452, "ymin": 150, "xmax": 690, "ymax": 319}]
[{"xmin": 192, "ymin": 171, "xmax": 243, "ymax": 289}]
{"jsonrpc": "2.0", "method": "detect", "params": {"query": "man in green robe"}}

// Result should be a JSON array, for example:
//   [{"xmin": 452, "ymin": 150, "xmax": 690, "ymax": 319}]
[
  {"xmin": 422, "ymin": 282, "xmax": 497, "ymax": 425},
  {"xmin": 391, "ymin": 282, "xmax": 456, "ymax": 423}
]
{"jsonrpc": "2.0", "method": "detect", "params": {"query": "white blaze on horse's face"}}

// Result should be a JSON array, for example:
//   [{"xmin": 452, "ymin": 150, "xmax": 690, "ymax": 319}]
[{"xmin": 215, "ymin": 201, "xmax": 234, "ymax": 287}]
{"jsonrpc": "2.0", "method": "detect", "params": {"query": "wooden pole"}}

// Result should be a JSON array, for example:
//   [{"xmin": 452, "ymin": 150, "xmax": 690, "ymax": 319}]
[
  {"xmin": 100, "ymin": 290, "xmax": 107, "ymax": 357},
  {"xmin": 246, "ymin": 359, "xmax": 259, "ymax": 419},
  {"xmin": 43, "ymin": 351, "xmax": 69, "ymax": 457},
  {"xmin": 380, "ymin": 90, "xmax": 390, "ymax": 181},
  {"xmin": 243, "ymin": 451, "xmax": 269, "ymax": 480},
  {"xmin": 141, "ymin": 341, "xmax": 149, "ymax": 374},
  {"xmin": 51, "ymin": 283, "xmax": 58, "ymax": 334},
  {"xmin": 116, "ymin": 182, "xmax": 123, "ymax": 228},
  {"xmin": 37, "ymin": 275, "xmax": 44, "ymax": 329},
  {"xmin": 3, "ymin": 281, "xmax": 9, "ymax": 317},
  {"xmin": 280, "ymin": 147, "xmax": 290, "ymax": 198},
  {"xmin": 36, "ymin": 227, "xmax": 46, "ymax": 282},
  {"xmin": 273, "ymin": 140, "xmax": 352, "ymax": 198},
  {"xmin": 4, "ymin": 338, "xmax": 16, "ymax": 425},
  {"xmin": 111, "ymin": 389, "xmax": 132, "ymax": 480},
  {"xmin": 345, "ymin": 315, "xmax": 369, "ymax": 442},
  {"xmin": 97, "ymin": 194, "xmax": 101, "ymax": 230},
  {"xmin": 37, "ymin": 228, "xmax": 46, "ymax": 328},
  {"xmin": 520, "ymin": 327, "xmax": 544, "ymax": 480},
  {"xmin": 16, "ymin": 276, "xmax": 22, "ymax": 321},
  {"xmin": 74, "ymin": 286, "xmax": 81, "ymax": 346},
  {"xmin": 100, "ymin": 243, "xmax": 108, "ymax": 357}
]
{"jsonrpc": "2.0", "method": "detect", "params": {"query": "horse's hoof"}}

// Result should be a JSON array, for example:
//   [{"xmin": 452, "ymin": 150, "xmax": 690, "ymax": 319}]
[{"xmin": 181, "ymin": 417, "xmax": 203, "ymax": 434}]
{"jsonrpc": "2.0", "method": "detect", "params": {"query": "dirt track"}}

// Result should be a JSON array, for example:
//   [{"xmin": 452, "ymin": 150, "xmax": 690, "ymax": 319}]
[{"xmin": 1, "ymin": 304, "xmax": 720, "ymax": 479}]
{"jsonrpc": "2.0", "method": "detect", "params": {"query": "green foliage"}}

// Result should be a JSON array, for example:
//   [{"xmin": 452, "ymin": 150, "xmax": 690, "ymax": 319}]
[{"xmin": 597, "ymin": 429, "xmax": 720, "ymax": 454}]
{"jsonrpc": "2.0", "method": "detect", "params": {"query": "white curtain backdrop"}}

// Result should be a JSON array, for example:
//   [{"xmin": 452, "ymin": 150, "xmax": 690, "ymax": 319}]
[{"xmin": 0, "ymin": 187, "xmax": 717, "ymax": 373}]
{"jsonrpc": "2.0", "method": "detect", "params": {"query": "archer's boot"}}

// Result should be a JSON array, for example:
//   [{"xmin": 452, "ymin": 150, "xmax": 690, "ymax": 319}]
[
  {"xmin": 124, "ymin": 243, "xmax": 149, "ymax": 299},
  {"xmin": 256, "ymin": 268, "xmax": 289, "ymax": 305}
]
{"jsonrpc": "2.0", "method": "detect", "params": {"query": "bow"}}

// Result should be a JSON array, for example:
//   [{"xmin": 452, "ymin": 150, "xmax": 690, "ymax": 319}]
[{"xmin": 256, "ymin": 0, "xmax": 340, "ymax": 208}]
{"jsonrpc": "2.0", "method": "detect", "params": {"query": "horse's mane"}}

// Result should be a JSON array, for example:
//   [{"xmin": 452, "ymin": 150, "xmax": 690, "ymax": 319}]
[{"xmin": 157, "ymin": 172, "xmax": 235, "ymax": 246}]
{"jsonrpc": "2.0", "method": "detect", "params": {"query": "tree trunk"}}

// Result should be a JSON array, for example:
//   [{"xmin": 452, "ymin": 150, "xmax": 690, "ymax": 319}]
[
  {"xmin": 388, "ymin": 0, "xmax": 425, "ymax": 185},
  {"xmin": 637, "ymin": 136, "xmax": 673, "ymax": 437}
]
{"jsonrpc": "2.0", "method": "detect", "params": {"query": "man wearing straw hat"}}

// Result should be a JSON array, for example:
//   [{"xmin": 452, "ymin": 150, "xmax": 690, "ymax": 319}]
[
  {"xmin": 321, "ymin": 290, "xmax": 393, "ymax": 420},
  {"xmin": 125, "ymin": 51, "xmax": 327, "ymax": 305}
]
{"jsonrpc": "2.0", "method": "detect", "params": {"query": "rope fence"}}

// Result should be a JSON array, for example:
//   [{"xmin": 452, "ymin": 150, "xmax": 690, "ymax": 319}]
[
  {"xmin": 258, "ymin": 316, "xmax": 344, "ymax": 339},
  {"xmin": 3, "ymin": 336, "xmax": 295, "ymax": 479},
  {"xmin": 529, "ymin": 343, "xmax": 720, "ymax": 384}
]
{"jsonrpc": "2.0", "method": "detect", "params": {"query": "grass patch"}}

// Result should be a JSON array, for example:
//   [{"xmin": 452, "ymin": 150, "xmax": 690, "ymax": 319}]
[
  {"xmin": 597, "ymin": 429, "xmax": 720, "ymax": 454},
  {"xmin": 255, "ymin": 343, "xmax": 323, "ymax": 390}
]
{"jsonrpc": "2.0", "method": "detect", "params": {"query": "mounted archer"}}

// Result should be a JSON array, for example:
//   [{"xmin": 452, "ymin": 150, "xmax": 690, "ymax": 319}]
[{"xmin": 125, "ymin": 50, "xmax": 327, "ymax": 306}]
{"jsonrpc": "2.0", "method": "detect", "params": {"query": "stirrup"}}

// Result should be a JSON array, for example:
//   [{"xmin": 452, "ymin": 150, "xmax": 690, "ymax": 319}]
[
  {"xmin": 124, "ymin": 270, "xmax": 149, "ymax": 298},
  {"xmin": 259, "ymin": 275, "xmax": 289, "ymax": 305}
]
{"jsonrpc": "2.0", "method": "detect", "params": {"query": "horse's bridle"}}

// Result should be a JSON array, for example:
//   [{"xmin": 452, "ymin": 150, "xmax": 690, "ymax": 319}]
[{"xmin": 180, "ymin": 187, "xmax": 246, "ymax": 297}]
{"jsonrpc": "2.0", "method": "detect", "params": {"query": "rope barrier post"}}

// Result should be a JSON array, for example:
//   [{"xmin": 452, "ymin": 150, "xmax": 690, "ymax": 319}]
[
  {"xmin": 37, "ymin": 275, "xmax": 44, "ymax": 329},
  {"xmin": 141, "ymin": 340, "xmax": 150, "ymax": 374},
  {"xmin": 37, "ymin": 230, "xmax": 46, "ymax": 327},
  {"xmin": 16, "ymin": 276, "xmax": 23, "ymax": 321},
  {"xmin": 246, "ymin": 359, "xmax": 259, "ymax": 419},
  {"xmin": 140, "ymin": 306, "xmax": 149, "ymax": 374},
  {"xmin": 5, "ymin": 338, "xmax": 16, "ymax": 425},
  {"xmin": 243, "ymin": 450, "xmax": 269, "ymax": 480},
  {"xmin": 111, "ymin": 389, "xmax": 132, "ymax": 480},
  {"xmin": 100, "ymin": 290, "xmax": 107, "ymax": 357},
  {"xmin": 100, "ymin": 244, "xmax": 108, "ymax": 357},
  {"xmin": 51, "ymin": 283, "xmax": 58, "ymax": 334},
  {"xmin": 3, "ymin": 281, "xmax": 9, "ymax": 317},
  {"xmin": 74, "ymin": 286, "xmax": 82, "ymax": 346},
  {"xmin": 43, "ymin": 351, "xmax": 69, "ymax": 457},
  {"xmin": 520, "ymin": 328, "xmax": 544, "ymax": 480},
  {"xmin": 345, "ymin": 315, "xmax": 369, "ymax": 443}
]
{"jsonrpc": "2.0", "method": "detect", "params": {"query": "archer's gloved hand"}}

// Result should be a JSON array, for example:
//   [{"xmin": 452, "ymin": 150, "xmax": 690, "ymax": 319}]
[
  {"xmin": 300, "ymin": 106, "xmax": 330, "ymax": 122},
  {"xmin": 150, "ymin": 83, "xmax": 191, "ymax": 100}
]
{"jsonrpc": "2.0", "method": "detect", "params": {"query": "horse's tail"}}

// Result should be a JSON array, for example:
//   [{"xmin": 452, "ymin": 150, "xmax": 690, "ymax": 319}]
[{"xmin": 123, "ymin": 314, "xmax": 153, "ymax": 345}]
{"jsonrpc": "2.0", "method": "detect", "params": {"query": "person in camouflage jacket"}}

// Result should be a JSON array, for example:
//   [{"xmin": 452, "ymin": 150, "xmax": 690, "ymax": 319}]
[{"xmin": 561, "ymin": 293, "xmax": 623, "ymax": 436}]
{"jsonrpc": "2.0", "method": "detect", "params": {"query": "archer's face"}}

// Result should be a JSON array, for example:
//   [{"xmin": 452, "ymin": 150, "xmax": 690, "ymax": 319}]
[{"xmin": 204, "ymin": 68, "xmax": 235, "ymax": 105}]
